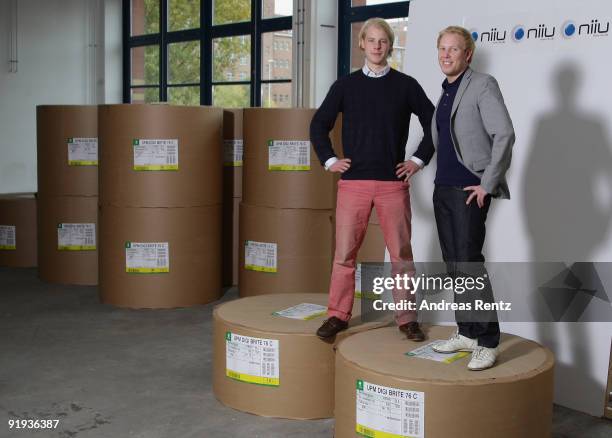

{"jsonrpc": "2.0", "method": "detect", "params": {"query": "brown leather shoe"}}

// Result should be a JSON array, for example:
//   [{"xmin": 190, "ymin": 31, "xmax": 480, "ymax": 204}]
[
  {"xmin": 316, "ymin": 317, "xmax": 349, "ymax": 339},
  {"xmin": 399, "ymin": 322, "xmax": 425, "ymax": 342}
]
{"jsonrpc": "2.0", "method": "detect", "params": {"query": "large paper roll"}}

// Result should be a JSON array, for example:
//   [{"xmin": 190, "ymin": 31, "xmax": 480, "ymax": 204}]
[
  {"xmin": 243, "ymin": 108, "xmax": 339, "ymax": 210},
  {"xmin": 0, "ymin": 193, "xmax": 37, "ymax": 268},
  {"xmin": 98, "ymin": 104, "xmax": 223, "ymax": 208},
  {"xmin": 99, "ymin": 203, "xmax": 222, "ymax": 308},
  {"xmin": 335, "ymin": 326, "xmax": 555, "ymax": 438},
  {"xmin": 38, "ymin": 195, "xmax": 98, "ymax": 285},
  {"xmin": 36, "ymin": 105, "xmax": 98, "ymax": 197},
  {"xmin": 213, "ymin": 293, "xmax": 390, "ymax": 419}
]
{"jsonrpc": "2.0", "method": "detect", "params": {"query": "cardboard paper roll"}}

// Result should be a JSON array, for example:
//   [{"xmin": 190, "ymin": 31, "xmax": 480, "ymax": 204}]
[
  {"xmin": 223, "ymin": 109, "xmax": 243, "ymax": 199},
  {"xmin": 99, "ymin": 204, "xmax": 222, "ymax": 308},
  {"xmin": 98, "ymin": 105, "xmax": 223, "ymax": 208},
  {"xmin": 238, "ymin": 202, "xmax": 333, "ymax": 297},
  {"xmin": 0, "ymin": 193, "xmax": 37, "ymax": 267},
  {"xmin": 36, "ymin": 105, "xmax": 98, "ymax": 197},
  {"xmin": 213, "ymin": 293, "xmax": 390, "ymax": 419},
  {"xmin": 38, "ymin": 196, "xmax": 98, "ymax": 285},
  {"xmin": 243, "ymin": 108, "xmax": 339, "ymax": 209},
  {"xmin": 335, "ymin": 326, "xmax": 555, "ymax": 438},
  {"xmin": 222, "ymin": 197, "xmax": 240, "ymax": 287}
]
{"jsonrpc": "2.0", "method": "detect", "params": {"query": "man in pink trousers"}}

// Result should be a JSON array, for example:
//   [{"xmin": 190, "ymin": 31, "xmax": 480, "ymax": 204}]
[{"xmin": 310, "ymin": 18, "xmax": 434, "ymax": 340}]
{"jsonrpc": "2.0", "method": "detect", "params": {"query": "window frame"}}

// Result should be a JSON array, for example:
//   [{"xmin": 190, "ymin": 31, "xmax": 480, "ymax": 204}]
[
  {"xmin": 123, "ymin": 0, "xmax": 292, "ymax": 106},
  {"xmin": 337, "ymin": 0, "xmax": 410, "ymax": 78}
]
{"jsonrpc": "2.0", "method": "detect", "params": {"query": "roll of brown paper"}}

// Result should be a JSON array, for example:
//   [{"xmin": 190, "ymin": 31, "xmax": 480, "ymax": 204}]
[
  {"xmin": 36, "ymin": 105, "xmax": 98, "ymax": 198},
  {"xmin": 37, "ymin": 195, "xmax": 98, "ymax": 285},
  {"xmin": 0, "ymin": 193, "xmax": 37, "ymax": 268},
  {"xmin": 99, "ymin": 203, "xmax": 222, "ymax": 308},
  {"xmin": 243, "ymin": 108, "xmax": 339, "ymax": 210},
  {"xmin": 98, "ymin": 104, "xmax": 223, "ymax": 208},
  {"xmin": 334, "ymin": 326, "xmax": 555, "ymax": 438},
  {"xmin": 213, "ymin": 293, "xmax": 390, "ymax": 419},
  {"xmin": 238, "ymin": 201, "xmax": 333, "ymax": 297}
]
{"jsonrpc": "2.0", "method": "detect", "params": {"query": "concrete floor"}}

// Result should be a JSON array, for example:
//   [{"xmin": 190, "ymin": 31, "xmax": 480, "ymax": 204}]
[{"xmin": 1, "ymin": 267, "xmax": 611, "ymax": 438}]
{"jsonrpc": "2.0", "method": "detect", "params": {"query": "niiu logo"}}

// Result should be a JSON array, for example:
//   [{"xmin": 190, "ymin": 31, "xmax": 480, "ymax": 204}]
[
  {"xmin": 562, "ymin": 19, "xmax": 609, "ymax": 38},
  {"xmin": 474, "ymin": 18, "xmax": 609, "ymax": 45},
  {"xmin": 476, "ymin": 27, "xmax": 507, "ymax": 43},
  {"xmin": 511, "ymin": 24, "xmax": 556, "ymax": 42}
]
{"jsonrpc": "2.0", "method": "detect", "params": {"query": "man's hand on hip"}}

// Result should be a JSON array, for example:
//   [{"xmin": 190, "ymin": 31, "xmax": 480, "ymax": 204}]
[
  {"xmin": 396, "ymin": 160, "xmax": 420, "ymax": 182},
  {"xmin": 329, "ymin": 158, "xmax": 351, "ymax": 173},
  {"xmin": 464, "ymin": 185, "xmax": 488, "ymax": 208}
]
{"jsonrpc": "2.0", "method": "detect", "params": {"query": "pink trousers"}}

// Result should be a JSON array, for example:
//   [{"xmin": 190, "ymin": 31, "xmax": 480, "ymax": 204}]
[{"xmin": 327, "ymin": 180, "xmax": 416, "ymax": 325}]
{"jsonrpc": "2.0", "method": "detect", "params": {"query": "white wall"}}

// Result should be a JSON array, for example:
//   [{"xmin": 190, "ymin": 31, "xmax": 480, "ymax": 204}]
[
  {"xmin": 0, "ymin": 0, "xmax": 122, "ymax": 194},
  {"xmin": 403, "ymin": 0, "xmax": 612, "ymax": 417},
  {"xmin": 103, "ymin": 0, "xmax": 123, "ymax": 104},
  {"xmin": 303, "ymin": 0, "xmax": 338, "ymax": 108}
]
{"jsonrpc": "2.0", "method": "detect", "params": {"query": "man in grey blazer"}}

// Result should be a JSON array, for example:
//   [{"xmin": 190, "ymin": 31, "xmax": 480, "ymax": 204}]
[{"xmin": 399, "ymin": 26, "xmax": 515, "ymax": 370}]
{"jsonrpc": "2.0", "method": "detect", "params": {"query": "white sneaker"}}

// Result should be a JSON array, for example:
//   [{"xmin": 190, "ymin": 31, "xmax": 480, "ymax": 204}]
[
  {"xmin": 468, "ymin": 346, "xmax": 498, "ymax": 371},
  {"xmin": 432, "ymin": 332, "xmax": 477, "ymax": 353}
]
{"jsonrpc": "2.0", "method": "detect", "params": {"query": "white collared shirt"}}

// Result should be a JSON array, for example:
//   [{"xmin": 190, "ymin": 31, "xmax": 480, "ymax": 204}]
[{"xmin": 362, "ymin": 62, "xmax": 391, "ymax": 78}]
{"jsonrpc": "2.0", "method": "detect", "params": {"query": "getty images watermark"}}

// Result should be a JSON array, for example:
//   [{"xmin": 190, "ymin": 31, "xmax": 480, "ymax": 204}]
[
  {"xmin": 370, "ymin": 272, "xmax": 510, "ymax": 312},
  {"xmin": 358, "ymin": 262, "xmax": 612, "ymax": 323}
]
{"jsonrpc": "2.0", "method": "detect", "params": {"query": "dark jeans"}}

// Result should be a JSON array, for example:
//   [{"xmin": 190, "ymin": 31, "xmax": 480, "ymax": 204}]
[{"xmin": 433, "ymin": 185, "xmax": 500, "ymax": 348}]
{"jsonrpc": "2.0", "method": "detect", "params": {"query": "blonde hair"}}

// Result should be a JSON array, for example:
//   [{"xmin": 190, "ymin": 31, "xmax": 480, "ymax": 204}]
[
  {"xmin": 358, "ymin": 18, "xmax": 395, "ymax": 57},
  {"xmin": 437, "ymin": 26, "xmax": 475, "ymax": 58}
]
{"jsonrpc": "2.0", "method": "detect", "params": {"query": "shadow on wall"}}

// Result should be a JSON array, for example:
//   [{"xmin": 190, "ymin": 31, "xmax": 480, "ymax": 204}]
[{"xmin": 523, "ymin": 61, "xmax": 612, "ymax": 415}]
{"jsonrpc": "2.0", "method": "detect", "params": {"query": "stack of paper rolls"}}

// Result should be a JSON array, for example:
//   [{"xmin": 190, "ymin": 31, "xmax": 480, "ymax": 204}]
[
  {"xmin": 98, "ymin": 104, "xmax": 223, "ymax": 308},
  {"xmin": 36, "ymin": 105, "xmax": 98, "ymax": 285},
  {"xmin": 239, "ymin": 108, "xmax": 341, "ymax": 296}
]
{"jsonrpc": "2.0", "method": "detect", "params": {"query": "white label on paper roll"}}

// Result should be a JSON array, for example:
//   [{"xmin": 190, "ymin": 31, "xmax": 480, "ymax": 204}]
[
  {"xmin": 225, "ymin": 332, "xmax": 279, "ymax": 386},
  {"xmin": 125, "ymin": 242, "xmax": 169, "ymax": 273},
  {"xmin": 356, "ymin": 380, "xmax": 424, "ymax": 438},
  {"xmin": 223, "ymin": 139, "xmax": 243, "ymax": 167},
  {"xmin": 244, "ymin": 240, "xmax": 277, "ymax": 273},
  {"xmin": 268, "ymin": 140, "xmax": 310, "ymax": 170},
  {"xmin": 133, "ymin": 139, "xmax": 179, "ymax": 171},
  {"xmin": 0, "ymin": 225, "xmax": 16, "ymax": 250},
  {"xmin": 67, "ymin": 137, "xmax": 98, "ymax": 166},
  {"xmin": 57, "ymin": 223, "xmax": 96, "ymax": 251},
  {"xmin": 272, "ymin": 303, "xmax": 327, "ymax": 320},
  {"xmin": 405, "ymin": 342, "xmax": 469, "ymax": 364}
]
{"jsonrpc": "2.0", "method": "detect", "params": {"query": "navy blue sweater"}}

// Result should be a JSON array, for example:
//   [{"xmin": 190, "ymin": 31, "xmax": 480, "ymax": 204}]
[{"xmin": 310, "ymin": 68, "xmax": 434, "ymax": 180}]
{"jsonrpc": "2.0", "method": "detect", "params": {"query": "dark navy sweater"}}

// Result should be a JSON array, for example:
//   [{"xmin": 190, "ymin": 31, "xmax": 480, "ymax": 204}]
[{"xmin": 310, "ymin": 68, "xmax": 434, "ymax": 181}]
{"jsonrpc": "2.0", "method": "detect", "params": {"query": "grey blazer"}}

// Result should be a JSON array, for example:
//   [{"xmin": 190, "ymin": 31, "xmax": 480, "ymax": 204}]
[{"xmin": 431, "ymin": 67, "xmax": 515, "ymax": 199}]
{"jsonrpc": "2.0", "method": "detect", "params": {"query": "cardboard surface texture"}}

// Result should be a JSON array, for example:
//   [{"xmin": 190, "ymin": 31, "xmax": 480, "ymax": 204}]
[
  {"xmin": 37, "ymin": 196, "xmax": 98, "ymax": 285},
  {"xmin": 0, "ymin": 193, "xmax": 37, "ymax": 267},
  {"xmin": 213, "ymin": 293, "xmax": 390, "ymax": 419},
  {"xmin": 243, "ymin": 108, "xmax": 339, "ymax": 209},
  {"xmin": 334, "ymin": 326, "xmax": 555, "ymax": 438},
  {"xmin": 222, "ymin": 197, "xmax": 240, "ymax": 287},
  {"xmin": 36, "ymin": 105, "xmax": 98, "ymax": 197},
  {"xmin": 98, "ymin": 105, "xmax": 223, "ymax": 207},
  {"xmin": 238, "ymin": 202, "xmax": 333, "ymax": 296},
  {"xmin": 99, "ymin": 204, "xmax": 222, "ymax": 308}
]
